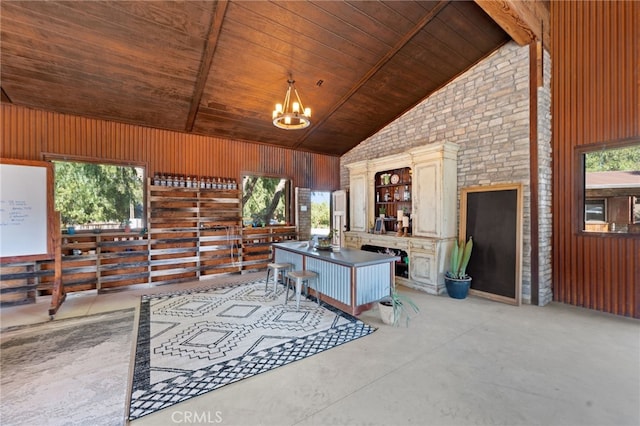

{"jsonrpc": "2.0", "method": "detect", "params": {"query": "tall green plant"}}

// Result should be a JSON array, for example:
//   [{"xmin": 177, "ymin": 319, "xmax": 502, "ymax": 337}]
[{"xmin": 448, "ymin": 236, "xmax": 473, "ymax": 279}]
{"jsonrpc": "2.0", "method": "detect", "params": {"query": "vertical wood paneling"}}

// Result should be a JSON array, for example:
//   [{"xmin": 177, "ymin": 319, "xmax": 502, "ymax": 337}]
[
  {"xmin": 1, "ymin": 102, "xmax": 340, "ymax": 199},
  {"xmin": 552, "ymin": 0, "xmax": 639, "ymax": 318}
]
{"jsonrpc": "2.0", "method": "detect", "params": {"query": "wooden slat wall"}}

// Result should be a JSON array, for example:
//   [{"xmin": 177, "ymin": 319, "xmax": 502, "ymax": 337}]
[
  {"xmin": 551, "ymin": 0, "xmax": 639, "ymax": 318},
  {"xmin": 0, "ymin": 103, "xmax": 340, "ymax": 193}
]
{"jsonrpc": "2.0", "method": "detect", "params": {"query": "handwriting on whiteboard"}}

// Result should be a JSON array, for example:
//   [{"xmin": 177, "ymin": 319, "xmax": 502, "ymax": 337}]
[{"xmin": 0, "ymin": 199, "xmax": 33, "ymax": 226}]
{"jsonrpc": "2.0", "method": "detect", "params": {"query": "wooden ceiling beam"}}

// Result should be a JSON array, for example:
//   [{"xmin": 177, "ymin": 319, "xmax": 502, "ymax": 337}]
[
  {"xmin": 185, "ymin": 0, "xmax": 228, "ymax": 132},
  {"xmin": 1, "ymin": 87, "xmax": 12, "ymax": 103},
  {"xmin": 475, "ymin": 0, "xmax": 550, "ymax": 52}
]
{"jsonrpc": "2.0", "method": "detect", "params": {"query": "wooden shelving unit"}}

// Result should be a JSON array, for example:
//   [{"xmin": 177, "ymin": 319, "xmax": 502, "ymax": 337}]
[
  {"xmin": 98, "ymin": 234, "xmax": 149, "ymax": 291},
  {"xmin": 198, "ymin": 188, "xmax": 242, "ymax": 277},
  {"xmin": 241, "ymin": 226, "xmax": 297, "ymax": 271},
  {"xmin": 374, "ymin": 167, "xmax": 412, "ymax": 232},
  {"xmin": 148, "ymin": 184, "xmax": 200, "ymax": 286},
  {"xmin": 1, "ymin": 183, "xmax": 290, "ymax": 305},
  {"xmin": 147, "ymin": 180, "xmax": 242, "ymax": 285},
  {"xmin": 30, "ymin": 232, "xmax": 150, "ymax": 296}
]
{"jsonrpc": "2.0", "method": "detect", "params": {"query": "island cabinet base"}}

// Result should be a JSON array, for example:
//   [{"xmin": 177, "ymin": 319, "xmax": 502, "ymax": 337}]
[
  {"xmin": 344, "ymin": 231, "xmax": 453, "ymax": 295},
  {"xmin": 273, "ymin": 242, "xmax": 397, "ymax": 316}
]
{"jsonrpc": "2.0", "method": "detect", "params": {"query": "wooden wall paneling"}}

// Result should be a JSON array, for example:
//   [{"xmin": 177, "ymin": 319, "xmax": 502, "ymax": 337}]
[{"xmin": 0, "ymin": 103, "xmax": 339, "ymax": 295}]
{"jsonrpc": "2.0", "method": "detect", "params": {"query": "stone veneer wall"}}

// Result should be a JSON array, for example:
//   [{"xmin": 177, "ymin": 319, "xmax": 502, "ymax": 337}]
[
  {"xmin": 340, "ymin": 41, "xmax": 552, "ymax": 305},
  {"xmin": 537, "ymin": 48, "xmax": 553, "ymax": 306}
]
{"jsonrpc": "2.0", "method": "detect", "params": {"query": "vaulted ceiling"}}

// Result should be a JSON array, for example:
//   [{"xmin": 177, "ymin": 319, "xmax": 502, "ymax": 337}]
[{"xmin": 0, "ymin": 1, "xmax": 548, "ymax": 156}]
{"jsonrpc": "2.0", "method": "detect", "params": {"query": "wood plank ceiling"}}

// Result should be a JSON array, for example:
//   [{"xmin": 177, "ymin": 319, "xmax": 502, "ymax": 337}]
[{"xmin": 1, "ymin": 1, "xmax": 513, "ymax": 156}]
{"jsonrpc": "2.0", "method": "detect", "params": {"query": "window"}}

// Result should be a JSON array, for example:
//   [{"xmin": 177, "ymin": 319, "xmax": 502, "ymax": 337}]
[
  {"xmin": 581, "ymin": 141, "xmax": 640, "ymax": 233},
  {"xmin": 311, "ymin": 191, "xmax": 331, "ymax": 236},
  {"xmin": 585, "ymin": 199, "xmax": 606, "ymax": 222},
  {"xmin": 52, "ymin": 159, "xmax": 145, "ymax": 231},
  {"xmin": 242, "ymin": 175, "xmax": 290, "ymax": 226}
]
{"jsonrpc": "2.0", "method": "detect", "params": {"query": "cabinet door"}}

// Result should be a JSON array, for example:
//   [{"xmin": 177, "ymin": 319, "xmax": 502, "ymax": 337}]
[
  {"xmin": 412, "ymin": 161, "xmax": 440, "ymax": 237},
  {"xmin": 349, "ymin": 173, "xmax": 367, "ymax": 232},
  {"xmin": 332, "ymin": 189, "xmax": 347, "ymax": 247}
]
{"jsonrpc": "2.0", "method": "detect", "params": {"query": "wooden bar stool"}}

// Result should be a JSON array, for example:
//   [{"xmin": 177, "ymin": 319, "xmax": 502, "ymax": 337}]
[
  {"xmin": 285, "ymin": 270, "xmax": 320, "ymax": 311},
  {"xmin": 265, "ymin": 262, "xmax": 292, "ymax": 299}
]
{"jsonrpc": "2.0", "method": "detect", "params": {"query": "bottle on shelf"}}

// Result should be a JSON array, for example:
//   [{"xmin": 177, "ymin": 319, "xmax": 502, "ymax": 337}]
[
  {"xmin": 153, "ymin": 173, "xmax": 160, "ymax": 186},
  {"xmin": 404, "ymin": 185, "xmax": 410, "ymax": 201}
]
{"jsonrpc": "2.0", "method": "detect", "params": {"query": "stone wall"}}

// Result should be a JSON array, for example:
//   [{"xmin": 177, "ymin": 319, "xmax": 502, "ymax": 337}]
[
  {"xmin": 341, "ymin": 41, "xmax": 552, "ymax": 305},
  {"xmin": 537, "ymin": 48, "xmax": 553, "ymax": 305}
]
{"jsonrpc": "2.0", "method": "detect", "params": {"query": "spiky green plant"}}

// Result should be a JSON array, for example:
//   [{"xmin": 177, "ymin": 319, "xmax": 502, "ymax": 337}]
[
  {"xmin": 447, "ymin": 236, "xmax": 473, "ymax": 279},
  {"xmin": 380, "ymin": 288, "xmax": 420, "ymax": 327}
]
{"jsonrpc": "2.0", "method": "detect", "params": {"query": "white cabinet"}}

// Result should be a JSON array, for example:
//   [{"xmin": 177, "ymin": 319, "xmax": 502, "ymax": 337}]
[
  {"xmin": 346, "ymin": 161, "xmax": 368, "ymax": 232},
  {"xmin": 344, "ymin": 142, "xmax": 459, "ymax": 294},
  {"xmin": 410, "ymin": 143, "xmax": 458, "ymax": 238}
]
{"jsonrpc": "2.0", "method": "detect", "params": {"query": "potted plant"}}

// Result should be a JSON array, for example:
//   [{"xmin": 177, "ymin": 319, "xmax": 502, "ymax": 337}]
[
  {"xmin": 379, "ymin": 207, "xmax": 386, "ymax": 218},
  {"xmin": 317, "ymin": 229, "xmax": 337, "ymax": 249},
  {"xmin": 445, "ymin": 236, "xmax": 473, "ymax": 299},
  {"xmin": 378, "ymin": 283, "xmax": 420, "ymax": 327}
]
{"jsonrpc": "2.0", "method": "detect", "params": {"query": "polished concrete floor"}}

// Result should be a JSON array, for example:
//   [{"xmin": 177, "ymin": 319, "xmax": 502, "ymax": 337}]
[{"xmin": 1, "ymin": 273, "xmax": 639, "ymax": 426}]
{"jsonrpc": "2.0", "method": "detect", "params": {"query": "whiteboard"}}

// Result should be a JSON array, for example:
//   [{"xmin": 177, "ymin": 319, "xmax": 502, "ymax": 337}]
[{"xmin": 0, "ymin": 162, "xmax": 51, "ymax": 259}]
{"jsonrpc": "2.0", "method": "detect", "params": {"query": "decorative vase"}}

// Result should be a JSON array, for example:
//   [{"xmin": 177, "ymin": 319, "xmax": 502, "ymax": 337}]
[
  {"xmin": 444, "ymin": 276, "xmax": 471, "ymax": 299},
  {"xmin": 378, "ymin": 301, "xmax": 395, "ymax": 325}
]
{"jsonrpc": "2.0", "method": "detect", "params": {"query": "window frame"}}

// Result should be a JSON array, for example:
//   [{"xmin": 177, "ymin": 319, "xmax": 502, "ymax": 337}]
[
  {"xmin": 241, "ymin": 173, "xmax": 292, "ymax": 227},
  {"xmin": 575, "ymin": 138, "xmax": 640, "ymax": 237},
  {"xmin": 44, "ymin": 154, "xmax": 147, "ymax": 231}
]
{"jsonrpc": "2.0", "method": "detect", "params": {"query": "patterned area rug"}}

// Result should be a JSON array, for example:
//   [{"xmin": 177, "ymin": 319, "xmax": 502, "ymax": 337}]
[
  {"xmin": 1, "ymin": 309, "xmax": 135, "ymax": 426},
  {"xmin": 128, "ymin": 279, "xmax": 375, "ymax": 420}
]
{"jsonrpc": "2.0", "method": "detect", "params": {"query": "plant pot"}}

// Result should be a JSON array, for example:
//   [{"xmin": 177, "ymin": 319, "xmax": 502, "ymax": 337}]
[
  {"xmin": 378, "ymin": 301, "xmax": 395, "ymax": 325},
  {"xmin": 444, "ymin": 276, "xmax": 471, "ymax": 299}
]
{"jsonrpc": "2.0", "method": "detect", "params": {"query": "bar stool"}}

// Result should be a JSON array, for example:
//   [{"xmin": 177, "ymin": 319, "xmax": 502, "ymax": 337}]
[
  {"xmin": 285, "ymin": 270, "xmax": 320, "ymax": 311},
  {"xmin": 265, "ymin": 262, "xmax": 293, "ymax": 299}
]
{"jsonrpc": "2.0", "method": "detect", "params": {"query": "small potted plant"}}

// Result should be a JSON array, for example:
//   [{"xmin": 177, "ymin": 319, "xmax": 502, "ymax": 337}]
[
  {"xmin": 379, "ymin": 207, "xmax": 386, "ymax": 218},
  {"xmin": 316, "ymin": 228, "xmax": 337, "ymax": 249},
  {"xmin": 378, "ymin": 282, "xmax": 420, "ymax": 327},
  {"xmin": 445, "ymin": 236, "xmax": 473, "ymax": 299}
]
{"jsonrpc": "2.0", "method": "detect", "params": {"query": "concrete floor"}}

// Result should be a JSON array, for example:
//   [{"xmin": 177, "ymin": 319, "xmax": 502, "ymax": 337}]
[{"xmin": 1, "ymin": 273, "xmax": 639, "ymax": 426}]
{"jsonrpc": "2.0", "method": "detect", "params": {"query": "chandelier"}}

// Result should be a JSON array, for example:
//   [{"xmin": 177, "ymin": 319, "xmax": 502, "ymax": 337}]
[{"xmin": 272, "ymin": 76, "xmax": 311, "ymax": 130}]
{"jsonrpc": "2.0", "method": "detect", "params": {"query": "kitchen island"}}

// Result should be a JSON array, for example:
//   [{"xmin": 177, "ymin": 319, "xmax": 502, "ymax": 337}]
[{"xmin": 273, "ymin": 241, "xmax": 399, "ymax": 315}]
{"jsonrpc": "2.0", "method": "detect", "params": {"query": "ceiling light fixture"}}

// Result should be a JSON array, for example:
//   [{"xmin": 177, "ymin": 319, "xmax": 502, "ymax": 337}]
[{"xmin": 272, "ymin": 75, "xmax": 311, "ymax": 130}]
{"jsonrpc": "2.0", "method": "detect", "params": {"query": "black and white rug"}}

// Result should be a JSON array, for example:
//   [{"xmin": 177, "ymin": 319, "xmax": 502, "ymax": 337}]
[{"xmin": 128, "ymin": 279, "xmax": 375, "ymax": 420}]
